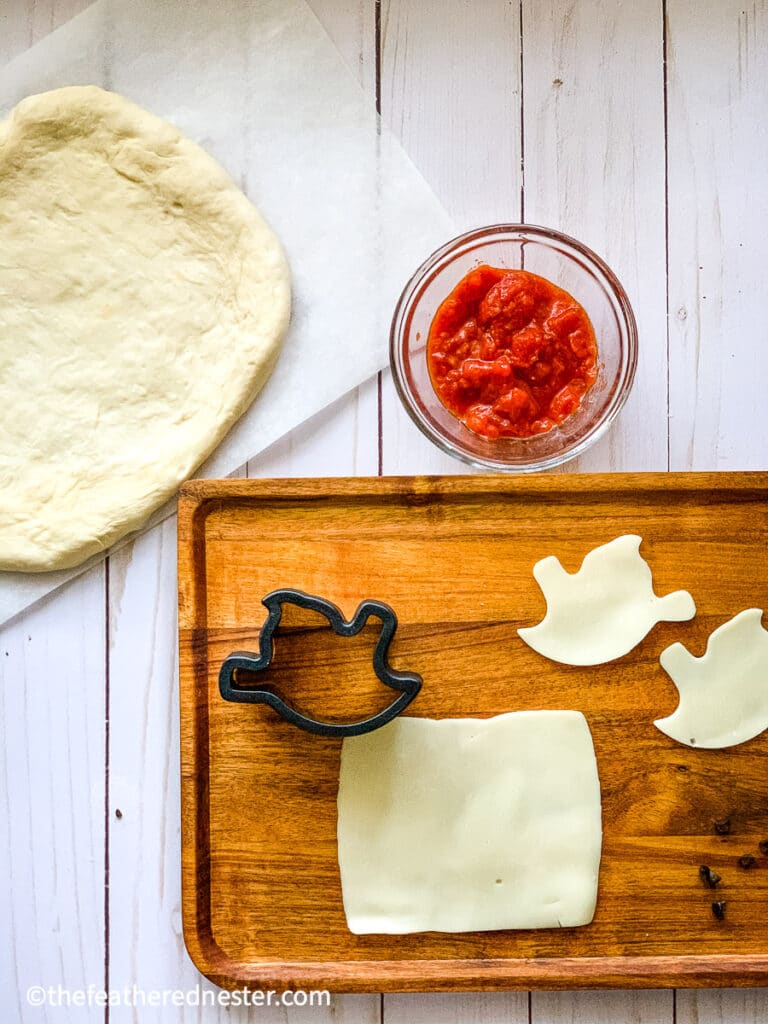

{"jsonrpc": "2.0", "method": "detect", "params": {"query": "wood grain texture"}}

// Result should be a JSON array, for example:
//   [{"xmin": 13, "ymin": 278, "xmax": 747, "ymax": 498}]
[
  {"xmin": 251, "ymin": 0, "xmax": 381, "ymax": 487},
  {"xmin": 666, "ymin": 0, "xmax": 768, "ymax": 471},
  {"xmin": 252, "ymin": 3, "xmax": 407, "ymax": 1015},
  {"xmin": 385, "ymin": 992, "xmax": 529, "ymax": 1023},
  {"xmin": 0, "ymin": 0, "xmax": 89, "ymax": 64},
  {"xmin": 179, "ymin": 473, "xmax": 768, "ymax": 991},
  {"xmin": 241, "ymin": 26, "xmax": 381, "ymax": 955},
  {"xmin": 532, "ymin": 989, "xmax": 673, "ymax": 1023},
  {"xmin": 1, "ymin": 8, "xmax": 104, "ymax": 1023},
  {"xmin": 107, "ymin": 520, "xmax": 210, "ymax": 1022},
  {"xmin": 3, "ymin": 0, "xmax": 765, "ymax": 1020},
  {"xmin": 230, "ymin": 14, "xmax": 377, "ymax": 1013},
  {"xmin": 106, "ymin": 6, "xmax": 381, "ymax": 1018},
  {"xmin": 108, "ymin": 520, "xmax": 377, "ymax": 1024},
  {"xmin": 677, "ymin": 989, "xmax": 768, "ymax": 1024},
  {"xmin": 379, "ymin": 0, "xmax": 522, "ymax": 232},
  {"xmin": 309, "ymin": 0, "xmax": 377, "ymax": 97},
  {"xmin": 248, "ymin": 380, "xmax": 379, "ymax": 480},
  {"xmin": 665, "ymin": 5, "xmax": 768, "ymax": 1017},
  {"xmin": 0, "ymin": 569, "xmax": 106, "ymax": 1024},
  {"xmin": 378, "ymin": 0, "xmax": 523, "ymax": 475},
  {"xmin": 522, "ymin": 0, "xmax": 668, "ymax": 474}
]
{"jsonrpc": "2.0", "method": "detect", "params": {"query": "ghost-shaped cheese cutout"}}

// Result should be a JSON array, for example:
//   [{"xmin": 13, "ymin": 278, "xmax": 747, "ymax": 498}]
[
  {"xmin": 518, "ymin": 534, "xmax": 696, "ymax": 666},
  {"xmin": 654, "ymin": 609, "xmax": 768, "ymax": 749}
]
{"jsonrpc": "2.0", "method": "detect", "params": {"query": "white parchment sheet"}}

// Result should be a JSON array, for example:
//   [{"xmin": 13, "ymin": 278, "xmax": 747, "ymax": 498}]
[{"xmin": 0, "ymin": 0, "xmax": 454, "ymax": 624}]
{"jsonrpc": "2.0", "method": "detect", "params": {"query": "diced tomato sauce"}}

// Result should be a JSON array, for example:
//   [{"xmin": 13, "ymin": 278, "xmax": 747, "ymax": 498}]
[{"xmin": 427, "ymin": 265, "xmax": 598, "ymax": 439}]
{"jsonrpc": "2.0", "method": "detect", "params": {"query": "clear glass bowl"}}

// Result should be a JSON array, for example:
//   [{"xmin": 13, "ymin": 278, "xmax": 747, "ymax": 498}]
[{"xmin": 389, "ymin": 224, "xmax": 638, "ymax": 472}]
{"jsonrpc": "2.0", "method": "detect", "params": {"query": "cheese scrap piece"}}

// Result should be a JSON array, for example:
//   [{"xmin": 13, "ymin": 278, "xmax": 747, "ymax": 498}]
[
  {"xmin": 654, "ymin": 608, "xmax": 768, "ymax": 749},
  {"xmin": 518, "ymin": 534, "xmax": 696, "ymax": 666},
  {"xmin": 337, "ymin": 711, "xmax": 602, "ymax": 935}
]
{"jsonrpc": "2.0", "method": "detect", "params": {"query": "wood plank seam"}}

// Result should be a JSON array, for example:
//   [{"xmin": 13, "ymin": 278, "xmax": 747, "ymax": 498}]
[
  {"xmin": 103, "ymin": 555, "xmax": 111, "ymax": 1024},
  {"xmin": 663, "ymin": 0, "xmax": 672, "ymax": 475}
]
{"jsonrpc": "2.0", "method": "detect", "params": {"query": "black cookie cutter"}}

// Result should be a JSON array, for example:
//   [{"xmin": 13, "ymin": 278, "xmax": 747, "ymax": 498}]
[{"xmin": 218, "ymin": 588, "xmax": 422, "ymax": 737}]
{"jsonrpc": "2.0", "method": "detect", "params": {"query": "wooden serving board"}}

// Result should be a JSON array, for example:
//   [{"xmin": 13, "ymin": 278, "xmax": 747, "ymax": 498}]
[{"xmin": 178, "ymin": 473, "xmax": 768, "ymax": 992}]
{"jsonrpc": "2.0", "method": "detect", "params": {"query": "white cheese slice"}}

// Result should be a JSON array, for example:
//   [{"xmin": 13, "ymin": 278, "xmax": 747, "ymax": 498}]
[
  {"xmin": 518, "ymin": 534, "xmax": 696, "ymax": 666},
  {"xmin": 337, "ymin": 710, "xmax": 602, "ymax": 935},
  {"xmin": 654, "ymin": 608, "xmax": 768, "ymax": 749}
]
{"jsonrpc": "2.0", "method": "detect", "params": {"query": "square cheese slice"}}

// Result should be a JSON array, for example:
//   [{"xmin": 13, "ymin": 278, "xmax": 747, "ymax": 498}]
[{"xmin": 337, "ymin": 710, "xmax": 602, "ymax": 934}]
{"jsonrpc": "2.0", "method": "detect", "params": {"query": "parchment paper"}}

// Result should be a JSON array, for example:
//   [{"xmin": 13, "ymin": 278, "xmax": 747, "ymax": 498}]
[{"xmin": 0, "ymin": 0, "xmax": 453, "ymax": 625}]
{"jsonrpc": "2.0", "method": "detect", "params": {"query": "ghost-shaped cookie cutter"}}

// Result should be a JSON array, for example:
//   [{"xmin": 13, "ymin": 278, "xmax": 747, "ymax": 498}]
[{"xmin": 219, "ymin": 588, "xmax": 422, "ymax": 737}]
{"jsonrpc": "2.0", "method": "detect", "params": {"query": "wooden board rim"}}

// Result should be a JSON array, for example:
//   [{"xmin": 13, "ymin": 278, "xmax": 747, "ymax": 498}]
[
  {"xmin": 179, "ymin": 472, "xmax": 768, "ymax": 991},
  {"xmin": 178, "ymin": 470, "xmax": 768, "ymax": 509}
]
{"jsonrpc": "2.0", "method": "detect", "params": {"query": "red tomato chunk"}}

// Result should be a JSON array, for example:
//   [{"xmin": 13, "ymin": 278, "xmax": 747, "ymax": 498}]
[{"xmin": 427, "ymin": 266, "xmax": 599, "ymax": 439}]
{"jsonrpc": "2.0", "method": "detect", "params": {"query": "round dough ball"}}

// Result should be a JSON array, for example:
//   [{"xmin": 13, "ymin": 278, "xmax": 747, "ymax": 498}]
[{"xmin": 0, "ymin": 86, "xmax": 290, "ymax": 571}]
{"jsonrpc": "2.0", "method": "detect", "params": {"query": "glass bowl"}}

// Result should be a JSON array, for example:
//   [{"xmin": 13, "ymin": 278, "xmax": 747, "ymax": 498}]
[{"xmin": 389, "ymin": 224, "xmax": 638, "ymax": 472}]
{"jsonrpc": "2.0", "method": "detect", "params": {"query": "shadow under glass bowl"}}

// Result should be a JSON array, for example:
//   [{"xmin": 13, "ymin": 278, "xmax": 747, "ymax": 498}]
[{"xmin": 389, "ymin": 224, "xmax": 638, "ymax": 472}]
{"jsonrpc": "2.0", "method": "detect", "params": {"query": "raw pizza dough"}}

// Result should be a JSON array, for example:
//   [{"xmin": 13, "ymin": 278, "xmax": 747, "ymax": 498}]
[
  {"xmin": 654, "ymin": 608, "xmax": 768, "ymax": 749},
  {"xmin": 337, "ymin": 711, "xmax": 603, "ymax": 935},
  {"xmin": 518, "ymin": 535, "xmax": 696, "ymax": 666},
  {"xmin": 0, "ymin": 86, "xmax": 290, "ymax": 571}
]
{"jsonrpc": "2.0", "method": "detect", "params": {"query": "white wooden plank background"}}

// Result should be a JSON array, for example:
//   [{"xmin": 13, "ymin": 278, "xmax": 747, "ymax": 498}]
[
  {"xmin": 1, "ymin": 1, "xmax": 767, "ymax": 1023},
  {"xmin": 666, "ymin": 0, "xmax": 768, "ymax": 471}
]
